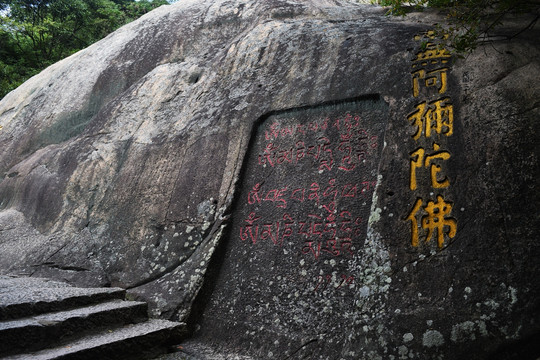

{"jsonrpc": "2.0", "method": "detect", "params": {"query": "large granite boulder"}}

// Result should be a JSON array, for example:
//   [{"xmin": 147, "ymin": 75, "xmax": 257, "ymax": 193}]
[{"xmin": 0, "ymin": 0, "xmax": 538, "ymax": 359}]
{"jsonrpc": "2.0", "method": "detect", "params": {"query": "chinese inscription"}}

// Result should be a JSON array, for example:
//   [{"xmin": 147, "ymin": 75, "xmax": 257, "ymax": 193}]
[
  {"xmin": 406, "ymin": 31, "xmax": 458, "ymax": 248},
  {"xmin": 231, "ymin": 99, "xmax": 387, "ymax": 297},
  {"xmin": 238, "ymin": 101, "xmax": 385, "ymax": 262}
]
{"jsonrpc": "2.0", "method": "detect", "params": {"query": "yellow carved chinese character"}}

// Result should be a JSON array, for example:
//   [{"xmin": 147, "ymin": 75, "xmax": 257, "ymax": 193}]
[
  {"xmin": 425, "ymin": 143, "xmax": 450, "ymax": 188},
  {"xmin": 411, "ymin": 36, "xmax": 451, "ymax": 69},
  {"xmin": 412, "ymin": 68, "xmax": 448, "ymax": 97},
  {"xmin": 413, "ymin": 48, "xmax": 451, "ymax": 63},
  {"xmin": 406, "ymin": 198, "xmax": 424, "ymax": 247},
  {"xmin": 422, "ymin": 195, "xmax": 457, "ymax": 248},
  {"xmin": 414, "ymin": 30, "xmax": 448, "ymax": 42},
  {"xmin": 412, "ymin": 37, "xmax": 451, "ymax": 67},
  {"xmin": 406, "ymin": 196, "xmax": 457, "ymax": 248},
  {"xmin": 409, "ymin": 148, "xmax": 425, "ymax": 191},
  {"xmin": 407, "ymin": 98, "xmax": 454, "ymax": 140},
  {"xmin": 410, "ymin": 144, "xmax": 451, "ymax": 190}
]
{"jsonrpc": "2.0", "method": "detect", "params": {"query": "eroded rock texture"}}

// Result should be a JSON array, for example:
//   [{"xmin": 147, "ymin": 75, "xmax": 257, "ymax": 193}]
[{"xmin": 0, "ymin": 0, "xmax": 538, "ymax": 359}]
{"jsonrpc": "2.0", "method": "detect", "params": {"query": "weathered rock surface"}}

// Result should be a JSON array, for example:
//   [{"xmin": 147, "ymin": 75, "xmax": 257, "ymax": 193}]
[{"xmin": 0, "ymin": 0, "xmax": 538, "ymax": 359}]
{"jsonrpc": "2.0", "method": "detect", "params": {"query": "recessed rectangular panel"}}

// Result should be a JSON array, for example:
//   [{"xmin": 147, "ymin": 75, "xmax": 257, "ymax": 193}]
[{"xmin": 200, "ymin": 97, "xmax": 388, "ymax": 358}]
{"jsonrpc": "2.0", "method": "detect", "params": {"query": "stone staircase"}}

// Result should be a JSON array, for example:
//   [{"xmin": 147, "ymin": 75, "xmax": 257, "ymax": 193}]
[{"xmin": 0, "ymin": 276, "xmax": 186, "ymax": 360}]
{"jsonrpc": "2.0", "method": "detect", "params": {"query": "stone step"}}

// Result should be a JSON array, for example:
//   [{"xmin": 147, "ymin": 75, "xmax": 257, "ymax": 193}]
[
  {"xmin": 0, "ymin": 299, "xmax": 148, "ymax": 356},
  {"xmin": 2, "ymin": 319, "xmax": 186, "ymax": 360},
  {"xmin": 0, "ymin": 276, "xmax": 126, "ymax": 321}
]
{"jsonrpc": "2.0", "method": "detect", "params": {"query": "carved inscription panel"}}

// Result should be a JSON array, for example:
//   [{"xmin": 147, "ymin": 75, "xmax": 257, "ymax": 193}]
[
  {"xmin": 218, "ymin": 98, "xmax": 388, "ymax": 350},
  {"xmin": 240, "ymin": 101, "xmax": 385, "ymax": 261}
]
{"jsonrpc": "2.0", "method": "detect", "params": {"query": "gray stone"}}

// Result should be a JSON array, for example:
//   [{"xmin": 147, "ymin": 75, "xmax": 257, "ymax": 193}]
[
  {"xmin": 4, "ymin": 319, "xmax": 184, "ymax": 360},
  {"xmin": 0, "ymin": 299, "xmax": 148, "ymax": 355},
  {"xmin": 0, "ymin": 275, "xmax": 186, "ymax": 359},
  {"xmin": 0, "ymin": 275, "xmax": 126, "ymax": 320},
  {"xmin": 0, "ymin": 0, "xmax": 538, "ymax": 359}
]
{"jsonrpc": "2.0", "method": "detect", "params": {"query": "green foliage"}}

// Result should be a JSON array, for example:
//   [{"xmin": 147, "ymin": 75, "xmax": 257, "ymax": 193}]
[
  {"xmin": 373, "ymin": 0, "xmax": 540, "ymax": 54},
  {"xmin": 0, "ymin": 0, "xmax": 171, "ymax": 100}
]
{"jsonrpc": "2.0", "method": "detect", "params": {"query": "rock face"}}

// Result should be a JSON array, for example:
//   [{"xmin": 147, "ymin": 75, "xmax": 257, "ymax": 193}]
[{"xmin": 0, "ymin": 0, "xmax": 539, "ymax": 359}]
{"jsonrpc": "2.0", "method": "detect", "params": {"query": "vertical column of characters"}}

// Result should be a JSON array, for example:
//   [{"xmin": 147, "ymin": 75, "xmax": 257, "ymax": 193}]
[{"xmin": 405, "ymin": 31, "xmax": 457, "ymax": 249}]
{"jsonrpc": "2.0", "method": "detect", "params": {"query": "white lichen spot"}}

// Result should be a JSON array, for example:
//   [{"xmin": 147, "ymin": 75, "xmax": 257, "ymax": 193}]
[
  {"xmin": 478, "ymin": 320, "xmax": 488, "ymax": 336},
  {"xmin": 465, "ymin": 287, "xmax": 472, "ymax": 294},
  {"xmin": 484, "ymin": 299, "xmax": 499, "ymax": 310},
  {"xmin": 422, "ymin": 330, "xmax": 444, "ymax": 347},
  {"xmin": 451, "ymin": 321, "xmax": 476, "ymax": 342},
  {"xmin": 301, "ymin": 269, "xmax": 307, "ymax": 276},
  {"xmin": 426, "ymin": 320, "xmax": 433, "ymax": 326},
  {"xmin": 509, "ymin": 286, "xmax": 518, "ymax": 306},
  {"xmin": 359, "ymin": 285, "xmax": 370, "ymax": 298},
  {"xmin": 403, "ymin": 333, "xmax": 414, "ymax": 342},
  {"xmin": 369, "ymin": 207, "xmax": 382, "ymax": 225},
  {"xmin": 300, "ymin": 259, "xmax": 305, "ymax": 266},
  {"xmin": 329, "ymin": 259, "xmax": 336, "ymax": 267},
  {"xmin": 398, "ymin": 345, "xmax": 408, "ymax": 357},
  {"xmin": 186, "ymin": 226, "xmax": 194, "ymax": 234}
]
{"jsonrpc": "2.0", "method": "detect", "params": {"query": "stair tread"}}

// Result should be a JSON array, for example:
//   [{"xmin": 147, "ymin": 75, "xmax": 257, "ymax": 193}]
[
  {"xmin": 3, "ymin": 319, "xmax": 185, "ymax": 360},
  {"xmin": 0, "ymin": 299, "xmax": 146, "ymax": 331},
  {"xmin": 0, "ymin": 286, "xmax": 125, "ymax": 308},
  {"xmin": 0, "ymin": 276, "xmax": 126, "ymax": 320}
]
